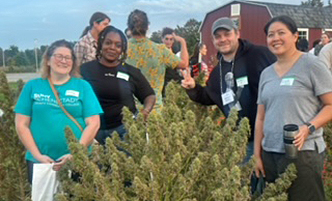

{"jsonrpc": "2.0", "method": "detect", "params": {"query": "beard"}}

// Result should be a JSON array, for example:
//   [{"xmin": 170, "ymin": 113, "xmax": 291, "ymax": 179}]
[{"xmin": 216, "ymin": 43, "xmax": 238, "ymax": 58}]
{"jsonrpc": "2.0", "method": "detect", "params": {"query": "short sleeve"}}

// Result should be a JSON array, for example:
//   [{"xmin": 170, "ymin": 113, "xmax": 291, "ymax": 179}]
[
  {"xmin": 81, "ymin": 80, "xmax": 103, "ymax": 118},
  {"xmin": 318, "ymin": 44, "xmax": 332, "ymax": 71},
  {"xmin": 14, "ymin": 81, "xmax": 33, "ymax": 116},
  {"xmin": 80, "ymin": 62, "xmax": 89, "ymax": 78},
  {"xmin": 310, "ymin": 59, "xmax": 332, "ymax": 96},
  {"xmin": 161, "ymin": 46, "xmax": 181, "ymax": 69},
  {"xmin": 132, "ymin": 69, "xmax": 155, "ymax": 104}
]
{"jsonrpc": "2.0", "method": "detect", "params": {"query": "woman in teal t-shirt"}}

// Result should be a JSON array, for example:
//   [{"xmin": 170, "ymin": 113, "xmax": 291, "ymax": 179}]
[{"xmin": 15, "ymin": 40, "xmax": 103, "ymax": 184}]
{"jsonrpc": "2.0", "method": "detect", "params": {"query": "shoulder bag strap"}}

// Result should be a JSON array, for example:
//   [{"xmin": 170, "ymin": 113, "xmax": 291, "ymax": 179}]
[{"xmin": 48, "ymin": 78, "xmax": 83, "ymax": 132}]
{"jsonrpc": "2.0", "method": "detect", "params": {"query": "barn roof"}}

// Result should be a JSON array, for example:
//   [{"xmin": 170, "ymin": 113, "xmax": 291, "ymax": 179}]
[
  {"xmin": 200, "ymin": 0, "xmax": 332, "ymax": 31},
  {"xmin": 249, "ymin": 1, "xmax": 332, "ymax": 28}
]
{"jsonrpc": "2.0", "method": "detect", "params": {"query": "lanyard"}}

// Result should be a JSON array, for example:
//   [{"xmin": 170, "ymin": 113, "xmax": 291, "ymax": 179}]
[{"xmin": 219, "ymin": 57, "xmax": 235, "ymax": 94}]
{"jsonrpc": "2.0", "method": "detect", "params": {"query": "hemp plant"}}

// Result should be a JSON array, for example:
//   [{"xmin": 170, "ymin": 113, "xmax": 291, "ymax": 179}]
[
  {"xmin": 56, "ymin": 82, "xmax": 297, "ymax": 201},
  {"xmin": 0, "ymin": 70, "xmax": 30, "ymax": 201}
]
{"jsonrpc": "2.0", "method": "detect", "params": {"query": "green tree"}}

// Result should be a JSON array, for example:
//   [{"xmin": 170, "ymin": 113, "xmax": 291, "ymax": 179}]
[
  {"xmin": 6, "ymin": 45, "xmax": 19, "ymax": 58},
  {"xmin": 24, "ymin": 49, "xmax": 35, "ymax": 66},
  {"xmin": 0, "ymin": 48, "xmax": 4, "ymax": 67},
  {"xmin": 149, "ymin": 19, "xmax": 201, "ymax": 56},
  {"xmin": 301, "ymin": 0, "xmax": 324, "ymax": 7},
  {"xmin": 175, "ymin": 19, "xmax": 201, "ymax": 56},
  {"xmin": 15, "ymin": 52, "xmax": 29, "ymax": 66},
  {"xmin": 7, "ymin": 57, "xmax": 17, "ymax": 67},
  {"xmin": 150, "ymin": 30, "xmax": 162, "ymax": 43}
]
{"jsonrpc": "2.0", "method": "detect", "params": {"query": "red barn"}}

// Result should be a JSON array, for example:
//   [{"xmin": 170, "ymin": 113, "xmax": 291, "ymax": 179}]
[{"xmin": 200, "ymin": 0, "xmax": 332, "ymax": 67}]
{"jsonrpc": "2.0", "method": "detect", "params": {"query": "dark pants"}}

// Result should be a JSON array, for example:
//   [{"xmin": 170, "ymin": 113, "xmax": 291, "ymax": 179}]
[
  {"xmin": 27, "ymin": 160, "xmax": 81, "ymax": 185},
  {"xmin": 262, "ymin": 149, "xmax": 326, "ymax": 201},
  {"xmin": 95, "ymin": 124, "xmax": 127, "ymax": 145},
  {"xmin": 27, "ymin": 160, "xmax": 34, "ymax": 184},
  {"xmin": 242, "ymin": 140, "xmax": 254, "ymax": 164},
  {"xmin": 95, "ymin": 125, "xmax": 131, "ymax": 156}
]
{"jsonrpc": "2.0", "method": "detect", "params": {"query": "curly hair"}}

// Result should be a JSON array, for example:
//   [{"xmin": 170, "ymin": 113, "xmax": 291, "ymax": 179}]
[
  {"xmin": 96, "ymin": 26, "xmax": 128, "ymax": 62},
  {"xmin": 127, "ymin": 9, "xmax": 149, "ymax": 37}
]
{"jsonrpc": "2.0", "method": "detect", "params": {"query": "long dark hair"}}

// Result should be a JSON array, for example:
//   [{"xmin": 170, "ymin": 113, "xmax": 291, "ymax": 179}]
[
  {"xmin": 127, "ymin": 9, "xmax": 149, "ymax": 37},
  {"xmin": 264, "ymin": 15, "xmax": 298, "ymax": 48},
  {"xmin": 80, "ymin": 12, "xmax": 110, "ymax": 38},
  {"xmin": 96, "ymin": 26, "xmax": 128, "ymax": 62},
  {"xmin": 264, "ymin": 15, "xmax": 298, "ymax": 35},
  {"xmin": 190, "ymin": 43, "xmax": 205, "ymax": 65}
]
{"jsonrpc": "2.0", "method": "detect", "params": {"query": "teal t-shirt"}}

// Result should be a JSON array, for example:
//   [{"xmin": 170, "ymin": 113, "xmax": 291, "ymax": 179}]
[{"xmin": 14, "ymin": 78, "xmax": 103, "ymax": 162}]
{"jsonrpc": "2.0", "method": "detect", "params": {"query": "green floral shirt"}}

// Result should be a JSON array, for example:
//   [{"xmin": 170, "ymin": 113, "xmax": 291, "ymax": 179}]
[{"xmin": 126, "ymin": 37, "xmax": 181, "ymax": 108}]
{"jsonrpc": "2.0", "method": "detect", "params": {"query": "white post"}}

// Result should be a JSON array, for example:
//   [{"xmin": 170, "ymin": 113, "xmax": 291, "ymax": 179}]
[{"xmin": 34, "ymin": 39, "xmax": 38, "ymax": 72}]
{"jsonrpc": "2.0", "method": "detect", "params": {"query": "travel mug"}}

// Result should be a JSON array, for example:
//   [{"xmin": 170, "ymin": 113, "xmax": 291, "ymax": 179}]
[{"xmin": 283, "ymin": 124, "xmax": 299, "ymax": 159}]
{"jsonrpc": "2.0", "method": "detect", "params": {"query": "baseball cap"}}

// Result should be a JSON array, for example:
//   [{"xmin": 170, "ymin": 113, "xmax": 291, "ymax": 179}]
[{"xmin": 212, "ymin": 17, "xmax": 238, "ymax": 34}]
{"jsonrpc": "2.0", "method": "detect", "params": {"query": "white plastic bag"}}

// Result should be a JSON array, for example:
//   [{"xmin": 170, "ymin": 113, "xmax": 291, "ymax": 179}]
[{"xmin": 32, "ymin": 163, "xmax": 59, "ymax": 201}]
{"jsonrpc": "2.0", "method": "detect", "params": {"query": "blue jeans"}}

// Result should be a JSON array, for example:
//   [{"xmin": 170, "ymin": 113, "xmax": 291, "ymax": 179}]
[
  {"xmin": 242, "ymin": 140, "xmax": 254, "ymax": 164},
  {"xmin": 95, "ymin": 124, "xmax": 127, "ymax": 145}
]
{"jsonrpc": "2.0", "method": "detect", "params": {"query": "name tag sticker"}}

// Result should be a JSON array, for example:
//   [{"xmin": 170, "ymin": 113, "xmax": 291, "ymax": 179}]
[
  {"xmin": 236, "ymin": 76, "xmax": 248, "ymax": 87},
  {"xmin": 280, "ymin": 77, "xmax": 295, "ymax": 86},
  {"xmin": 116, "ymin": 72, "xmax": 129, "ymax": 81},
  {"xmin": 65, "ymin": 90, "xmax": 80, "ymax": 97},
  {"xmin": 222, "ymin": 91, "xmax": 234, "ymax": 105}
]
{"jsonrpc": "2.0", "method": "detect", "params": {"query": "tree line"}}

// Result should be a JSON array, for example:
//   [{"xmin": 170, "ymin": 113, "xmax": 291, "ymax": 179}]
[
  {"xmin": 301, "ymin": 0, "xmax": 331, "ymax": 7},
  {"xmin": 0, "ymin": 41, "xmax": 76, "ymax": 73},
  {"xmin": 0, "ymin": 19, "xmax": 201, "ymax": 73}
]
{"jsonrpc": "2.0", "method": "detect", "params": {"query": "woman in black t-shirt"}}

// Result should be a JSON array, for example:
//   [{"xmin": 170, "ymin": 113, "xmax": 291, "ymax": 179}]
[{"xmin": 81, "ymin": 26, "xmax": 156, "ymax": 145}]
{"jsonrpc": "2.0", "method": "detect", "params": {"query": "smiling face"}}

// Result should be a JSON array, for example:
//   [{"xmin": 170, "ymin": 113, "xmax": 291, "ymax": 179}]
[
  {"xmin": 162, "ymin": 34, "xmax": 174, "ymax": 49},
  {"xmin": 101, "ymin": 31, "xmax": 122, "ymax": 65},
  {"xmin": 266, "ymin": 21, "xmax": 298, "ymax": 56},
  {"xmin": 213, "ymin": 29, "xmax": 240, "ymax": 57},
  {"xmin": 48, "ymin": 47, "xmax": 73, "ymax": 76}
]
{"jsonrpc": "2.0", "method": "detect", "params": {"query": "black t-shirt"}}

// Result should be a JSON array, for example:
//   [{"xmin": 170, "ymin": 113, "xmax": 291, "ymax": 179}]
[{"xmin": 81, "ymin": 61, "xmax": 154, "ymax": 129}]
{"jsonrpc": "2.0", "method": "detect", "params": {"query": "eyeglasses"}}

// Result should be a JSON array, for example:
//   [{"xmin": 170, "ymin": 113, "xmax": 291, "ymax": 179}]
[{"xmin": 52, "ymin": 54, "xmax": 73, "ymax": 62}]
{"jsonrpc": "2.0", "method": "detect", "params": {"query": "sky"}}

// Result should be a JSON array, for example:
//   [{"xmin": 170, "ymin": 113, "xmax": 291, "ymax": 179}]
[{"xmin": 0, "ymin": 0, "xmax": 329, "ymax": 50}]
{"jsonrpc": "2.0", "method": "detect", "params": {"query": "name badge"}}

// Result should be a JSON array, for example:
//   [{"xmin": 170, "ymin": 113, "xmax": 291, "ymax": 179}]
[
  {"xmin": 280, "ymin": 77, "xmax": 295, "ymax": 86},
  {"xmin": 116, "ymin": 72, "xmax": 129, "ymax": 81},
  {"xmin": 222, "ymin": 91, "xmax": 234, "ymax": 105},
  {"xmin": 65, "ymin": 90, "xmax": 80, "ymax": 97},
  {"xmin": 236, "ymin": 76, "xmax": 248, "ymax": 87}
]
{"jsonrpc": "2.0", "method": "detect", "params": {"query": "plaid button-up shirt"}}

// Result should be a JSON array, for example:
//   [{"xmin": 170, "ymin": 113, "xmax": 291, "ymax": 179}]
[{"xmin": 74, "ymin": 31, "xmax": 98, "ymax": 67}]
